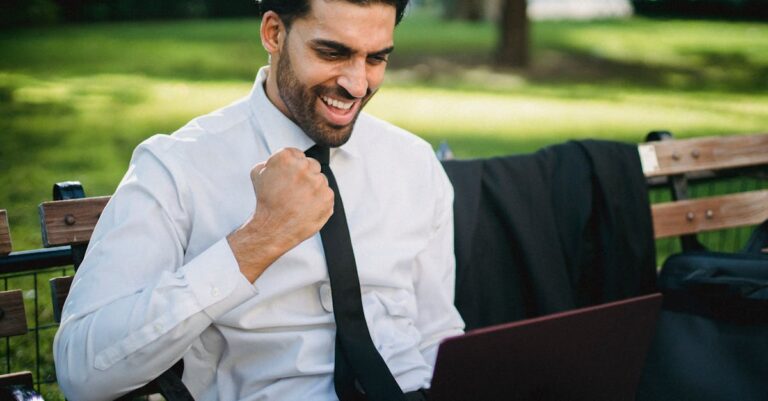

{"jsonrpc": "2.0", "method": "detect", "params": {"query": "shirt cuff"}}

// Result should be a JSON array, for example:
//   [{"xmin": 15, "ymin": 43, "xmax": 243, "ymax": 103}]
[{"xmin": 183, "ymin": 238, "xmax": 259, "ymax": 320}]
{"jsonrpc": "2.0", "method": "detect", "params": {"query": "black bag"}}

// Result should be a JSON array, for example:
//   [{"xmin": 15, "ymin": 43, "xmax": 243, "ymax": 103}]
[{"xmin": 637, "ymin": 221, "xmax": 768, "ymax": 401}]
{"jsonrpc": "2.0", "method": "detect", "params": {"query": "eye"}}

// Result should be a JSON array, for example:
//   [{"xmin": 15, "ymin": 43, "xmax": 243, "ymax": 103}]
[
  {"xmin": 317, "ymin": 49, "xmax": 344, "ymax": 61},
  {"xmin": 367, "ymin": 55, "xmax": 388, "ymax": 65}
]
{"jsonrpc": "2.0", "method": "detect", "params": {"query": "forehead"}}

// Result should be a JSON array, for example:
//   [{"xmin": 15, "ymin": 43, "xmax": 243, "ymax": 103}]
[{"xmin": 292, "ymin": 0, "xmax": 396, "ymax": 50}]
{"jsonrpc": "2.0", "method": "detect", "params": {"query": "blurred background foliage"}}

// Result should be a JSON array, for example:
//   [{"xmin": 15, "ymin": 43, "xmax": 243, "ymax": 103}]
[
  {"xmin": 1, "ymin": 1, "xmax": 768, "ymax": 251},
  {"xmin": 3, "ymin": 0, "xmax": 768, "ymax": 27}
]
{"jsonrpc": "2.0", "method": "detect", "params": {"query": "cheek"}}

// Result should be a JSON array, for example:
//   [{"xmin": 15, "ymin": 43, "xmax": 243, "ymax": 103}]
[
  {"xmin": 287, "ymin": 52, "xmax": 332, "ymax": 90},
  {"xmin": 366, "ymin": 66, "xmax": 387, "ymax": 91},
  {"xmin": 306, "ymin": 67, "xmax": 340, "ymax": 91}
]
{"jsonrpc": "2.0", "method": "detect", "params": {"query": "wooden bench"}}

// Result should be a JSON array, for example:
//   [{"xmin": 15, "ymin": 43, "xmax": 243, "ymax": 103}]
[
  {"xmin": 0, "ymin": 209, "xmax": 68, "ymax": 398},
  {"xmin": 41, "ymin": 195, "xmax": 109, "ymax": 323},
  {"xmin": 640, "ymin": 132, "xmax": 768, "ymax": 249},
  {"xmin": 0, "ymin": 287, "xmax": 36, "ymax": 394},
  {"xmin": 0, "ymin": 212, "xmax": 35, "ymax": 392},
  {"xmin": 0, "ymin": 221, "xmax": 36, "ymax": 394}
]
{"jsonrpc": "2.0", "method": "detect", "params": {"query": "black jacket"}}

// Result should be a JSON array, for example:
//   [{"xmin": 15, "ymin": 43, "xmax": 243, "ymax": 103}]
[{"xmin": 442, "ymin": 140, "xmax": 657, "ymax": 330}]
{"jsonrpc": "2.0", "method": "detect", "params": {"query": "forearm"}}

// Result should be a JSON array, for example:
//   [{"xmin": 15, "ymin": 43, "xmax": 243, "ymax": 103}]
[
  {"xmin": 227, "ymin": 214, "xmax": 296, "ymax": 283},
  {"xmin": 55, "ymin": 303, "xmax": 213, "ymax": 401},
  {"xmin": 55, "ymin": 238, "xmax": 257, "ymax": 401}
]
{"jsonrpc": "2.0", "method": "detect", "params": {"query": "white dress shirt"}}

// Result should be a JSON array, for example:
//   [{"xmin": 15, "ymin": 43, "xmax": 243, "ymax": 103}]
[{"xmin": 54, "ymin": 67, "xmax": 465, "ymax": 401}]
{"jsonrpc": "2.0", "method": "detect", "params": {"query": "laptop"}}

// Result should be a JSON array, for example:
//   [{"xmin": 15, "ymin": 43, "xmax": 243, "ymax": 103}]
[{"xmin": 429, "ymin": 293, "xmax": 662, "ymax": 401}]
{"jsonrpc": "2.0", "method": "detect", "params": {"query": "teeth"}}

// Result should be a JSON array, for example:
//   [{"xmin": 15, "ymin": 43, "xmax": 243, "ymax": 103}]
[{"xmin": 322, "ymin": 96, "xmax": 354, "ymax": 111}]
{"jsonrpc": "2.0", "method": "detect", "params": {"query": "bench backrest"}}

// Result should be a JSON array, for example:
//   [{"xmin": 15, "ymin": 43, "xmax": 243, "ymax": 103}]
[
  {"xmin": 39, "ymin": 197, "xmax": 110, "ymax": 248},
  {"xmin": 639, "ymin": 133, "xmax": 768, "ymax": 242},
  {"xmin": 39, "ymin": 197, "xmax": 110, "ymax": 324},
  {"xmin": 0, "ymin": 290, "xmax": 27, "ymax": 338},
  {"xmin": 0, "ymin": 289, "xmax": 35, "ymax": 390}
]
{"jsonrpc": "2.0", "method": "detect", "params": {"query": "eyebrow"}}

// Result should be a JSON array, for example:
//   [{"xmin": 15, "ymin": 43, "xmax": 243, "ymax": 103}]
[{"xmin": 310, "ymin": 39, "xmax": 394, "ymax": 57}]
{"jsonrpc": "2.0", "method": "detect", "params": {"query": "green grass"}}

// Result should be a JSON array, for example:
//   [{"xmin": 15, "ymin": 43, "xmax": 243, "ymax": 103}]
[
  {"xmin": 1, "ymin": 11, "xmax": 767, "ymax": 257},
  {"xmin": 1, "ymin": 13, "xmax": 768, "ymax": 399}
]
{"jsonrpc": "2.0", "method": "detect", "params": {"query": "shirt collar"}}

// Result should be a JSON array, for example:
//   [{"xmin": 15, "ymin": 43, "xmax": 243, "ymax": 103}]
[{"xmin": 248, "ymin": 66, "xmax": 362, "ymax": 160}]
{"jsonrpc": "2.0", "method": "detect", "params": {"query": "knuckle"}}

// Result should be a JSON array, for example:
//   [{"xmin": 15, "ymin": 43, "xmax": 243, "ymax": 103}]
[
  {"xmin": 250, "ymin": 166, "xmax": 262, "ymax": 180},
  {"xmin": 274, "ymin": 148, "xmax": 294, "ymax": 161}
]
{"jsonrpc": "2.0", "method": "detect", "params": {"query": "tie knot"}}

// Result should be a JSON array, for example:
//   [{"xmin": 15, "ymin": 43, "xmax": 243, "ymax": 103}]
[{"xmin": 305, "ymin": 145, "xmax": 330, "ymax": 165}]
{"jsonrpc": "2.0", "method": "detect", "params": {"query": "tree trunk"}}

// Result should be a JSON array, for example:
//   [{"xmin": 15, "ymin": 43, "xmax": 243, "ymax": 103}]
[
  {"xmin": 444, "ymin": 0, "xmax": 484, "ymax": 21},
  {"xmin": 497, "ymin": 0, "xmax": 529, "ymax": 68}
]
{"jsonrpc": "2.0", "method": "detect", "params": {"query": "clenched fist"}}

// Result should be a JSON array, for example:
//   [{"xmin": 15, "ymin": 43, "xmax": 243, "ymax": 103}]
[{"xmin": 228, "ymin": 147, "xmax": 334, "ymax": 282}]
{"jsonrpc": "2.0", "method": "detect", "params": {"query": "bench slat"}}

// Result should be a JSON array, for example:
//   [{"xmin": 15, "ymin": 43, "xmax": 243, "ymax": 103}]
[
  {"xmin": 0, "ymin": 371, "xmax": 34, "ymax": 388},
  {"xmin": 39, "ymin": 196, "xmax": 110, "ymax": 247},
  {"xmin": 0, "ymin": 290, "xmax": 28, "ymax": 337},
  {"xmin": 640, "ymin": 133, "xmax": 768, "ymax": 177},
  {"xmin": 0, "ymin": 210, "xmax": 11, "ymax": 255},
  {"xmin": 652, "ymin": 190, "xmax": 768, "ymax": 239},
  {"xmin": 50, "ymin": 276, "xmax": 74, "ymax": 323}
]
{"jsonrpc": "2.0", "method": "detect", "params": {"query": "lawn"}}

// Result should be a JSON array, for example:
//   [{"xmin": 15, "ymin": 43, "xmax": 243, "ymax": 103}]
[
  {"xmin": 2, "ymin": 14, "xmax": 767, "ymax": 250},
  {"xmin": 0, "ymin": 14, "xmax": 768, "ymax": 249},
  {"xmin": 1, "ymin": 12, "xmax": 767, "ymax": 399}
]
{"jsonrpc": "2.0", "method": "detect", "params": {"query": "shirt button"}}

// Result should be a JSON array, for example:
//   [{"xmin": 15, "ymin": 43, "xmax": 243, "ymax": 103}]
[
  {"xmin": 211, "ymin": 286, "xmax": 220, "ymax": 298},
  {"xmin": 319, "ymin": 283, "xmax": 333, "ymax": 313}
]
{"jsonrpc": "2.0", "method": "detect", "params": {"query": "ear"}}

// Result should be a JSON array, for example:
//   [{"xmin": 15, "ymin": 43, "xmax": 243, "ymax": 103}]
[{"xmin": 260, "ymin": 11, "xmax": 285, "ymax": 55}]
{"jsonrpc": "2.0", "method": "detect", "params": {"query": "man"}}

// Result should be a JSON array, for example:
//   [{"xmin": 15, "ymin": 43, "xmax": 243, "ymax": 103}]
[{"xmin": 54, "ymin": 0, "xmax": 465, "ymax": 400}]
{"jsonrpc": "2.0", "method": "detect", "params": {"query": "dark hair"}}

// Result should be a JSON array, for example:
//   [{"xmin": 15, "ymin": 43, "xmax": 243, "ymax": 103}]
[{"xmin": 257, "ymin": 0, "xmax": 409, "ymax": 27}]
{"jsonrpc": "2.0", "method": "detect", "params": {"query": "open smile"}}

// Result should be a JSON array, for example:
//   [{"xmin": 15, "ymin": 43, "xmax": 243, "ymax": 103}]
[{"xmin": 318, "ymin": 95, "xmax": 359, "ymax": 126}]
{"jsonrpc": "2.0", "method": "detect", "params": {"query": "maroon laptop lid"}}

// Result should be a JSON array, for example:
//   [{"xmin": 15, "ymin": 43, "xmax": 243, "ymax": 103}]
[{"xmin": 430, "ymin": 293, "xmax": 662, "ymax": 401}]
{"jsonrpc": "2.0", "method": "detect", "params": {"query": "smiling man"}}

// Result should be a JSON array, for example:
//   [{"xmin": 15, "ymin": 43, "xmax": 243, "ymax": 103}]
[{"xmin": 54, "ymin": 1, "xmax": 465, "ymax": 400}]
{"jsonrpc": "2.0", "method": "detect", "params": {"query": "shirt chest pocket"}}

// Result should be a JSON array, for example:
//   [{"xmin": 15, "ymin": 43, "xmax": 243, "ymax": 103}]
[{"xmin": 319, "ymin": 284, "xmax": 415, "ymax": 318}]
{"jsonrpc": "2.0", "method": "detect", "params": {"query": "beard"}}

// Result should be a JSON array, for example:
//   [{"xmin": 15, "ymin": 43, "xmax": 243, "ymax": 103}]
[{"xmin": 276, "ymin": 46, "xmax": 374, "ymax": 148}]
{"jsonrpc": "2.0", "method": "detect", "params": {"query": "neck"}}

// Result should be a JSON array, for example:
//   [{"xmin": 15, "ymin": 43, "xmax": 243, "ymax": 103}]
[{"xmin": 264, "ymin": 67, "xmax": 292, "ymax": 119}]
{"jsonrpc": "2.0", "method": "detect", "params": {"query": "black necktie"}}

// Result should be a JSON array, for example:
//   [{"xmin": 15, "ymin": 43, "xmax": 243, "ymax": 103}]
[{"xmin": 305, "ymin": 145, "xmax": 406, "ymax": 401}]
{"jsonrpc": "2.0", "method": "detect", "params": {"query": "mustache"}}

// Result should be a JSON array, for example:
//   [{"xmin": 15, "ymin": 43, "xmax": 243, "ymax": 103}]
[{"xmin": 315, "ymin": 85, "xmax": 373, "ymax": 101}]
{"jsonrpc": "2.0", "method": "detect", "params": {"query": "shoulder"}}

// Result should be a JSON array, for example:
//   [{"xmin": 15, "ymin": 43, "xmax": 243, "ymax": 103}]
[
  {"xmin": 352, "ymin": 112, "xmax": 451, "ymax": 193},
  {"xmin": 354, "ymin": 112, "xmax": 436, "ymax": 161},
  {"xmin": 132, "ymin": 96, "xmax": 257, "ymax": 169}
]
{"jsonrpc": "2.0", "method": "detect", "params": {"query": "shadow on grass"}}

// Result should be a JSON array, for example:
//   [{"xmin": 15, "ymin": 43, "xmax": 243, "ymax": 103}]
[
  {"xmin": 388, "ymin": 46, "xmax": 768, "ymax": 95},
  {"xmin": 0, "ymin": 81, "xmax": 74, "ymax": 172},
  {"xmin": 528, "ymin": 48, "xmax": 768, "ymax": 93}
]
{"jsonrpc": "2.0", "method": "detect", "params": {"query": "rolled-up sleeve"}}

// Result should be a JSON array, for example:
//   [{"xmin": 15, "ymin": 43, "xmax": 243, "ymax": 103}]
[{"xmin": 54, "ymin": 141, "xmax": 257, "ymax": 401}]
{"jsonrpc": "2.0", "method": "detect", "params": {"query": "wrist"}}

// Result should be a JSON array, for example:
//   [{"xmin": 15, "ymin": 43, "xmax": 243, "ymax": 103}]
[{"xmin": 227, "ymin": 222, "xmax": 290, "ymax": 283}]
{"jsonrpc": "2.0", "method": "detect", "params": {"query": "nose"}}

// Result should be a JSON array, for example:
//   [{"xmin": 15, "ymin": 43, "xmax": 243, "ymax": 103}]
[{"xmin": 337, "ymin": 58, "xmax": 368, "ymax": 99}]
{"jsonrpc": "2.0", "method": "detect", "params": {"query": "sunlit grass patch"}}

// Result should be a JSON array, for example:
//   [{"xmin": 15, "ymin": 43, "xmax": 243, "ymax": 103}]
[
  {"xmin": 369, "ymin": 85, "xmax": 768, "ymax": 156},
  {"xmin": 0, "ymin": 73, "xmax": 249, "ymax": 249}
]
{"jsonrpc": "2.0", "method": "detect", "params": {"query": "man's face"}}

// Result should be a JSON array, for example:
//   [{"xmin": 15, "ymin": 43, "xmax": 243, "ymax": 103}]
[{"xmin": 272, "ymin": 0, "xmax": 396, "ymax": 147}]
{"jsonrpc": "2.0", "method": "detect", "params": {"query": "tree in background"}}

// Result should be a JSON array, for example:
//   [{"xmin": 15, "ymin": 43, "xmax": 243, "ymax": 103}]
[
  {"xmin": 0, "ymin": 0, "xmax": 260, "ymax": 27},
  {"xmin": 1, "ymin": 0, "xmax": 60, "ymax": 27},
  {"xmin": 440, "ymin": 0, "xmax": 529, "ymax": 68},
  {"xmin": 442, "ymin": 0, "xmax": 485, "ymax": 21},
  {"xmin": 496, "ymin": 0, "xmax": 528, "ymax": 68}
]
